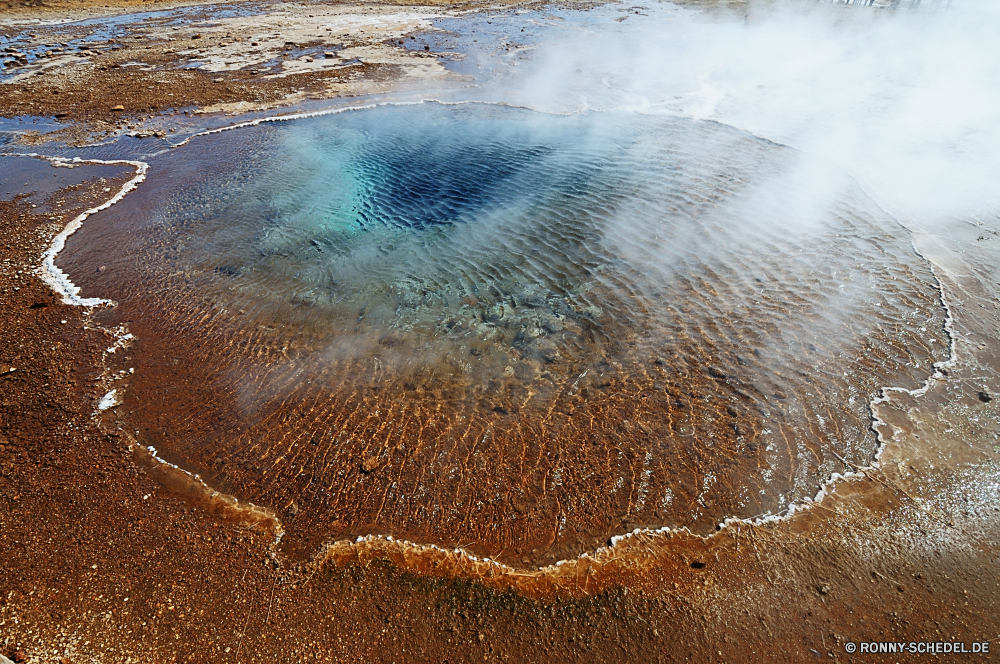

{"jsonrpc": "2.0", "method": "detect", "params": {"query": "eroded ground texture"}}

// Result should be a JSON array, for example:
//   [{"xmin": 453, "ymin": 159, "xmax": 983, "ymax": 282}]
[{"xmin": 2, "ymin": 0, "xmax": 999, "ymax": 662}]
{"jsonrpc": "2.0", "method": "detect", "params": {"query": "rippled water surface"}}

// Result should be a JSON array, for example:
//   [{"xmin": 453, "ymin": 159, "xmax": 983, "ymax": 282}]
[{"xmin": 62, "ymin": 102, "xmax": 947, "ymax": 563}]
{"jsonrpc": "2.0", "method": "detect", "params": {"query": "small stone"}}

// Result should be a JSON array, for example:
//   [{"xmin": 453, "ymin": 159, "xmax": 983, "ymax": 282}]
[
  {"xmin": 111, "ymin": 105, "xmax": 125, "ymax": 111},
  {"xmin": 818, "ymin": 584, "xmax": 830, "ymax": 595},
  {"xmin": 192, "ymin": 33, "xmax": 202, "ymax": 39},
  {"xmin": 979, "ymin": 390, "xmax": 993, "ymax": 403},
  {"xmin": 324, "ymin": 51, "xmax": 335, "ymax": 58},
  {"xmin": 360, "ymin": 456, "xmax": 380, "ymax": 473},
  {"xmin": 252, "ymin": 41, "xmax": 260, "ymax": 46},
  {"xmin": 304, "ymin": 56, "xmax": 314, "ymax": 62}
]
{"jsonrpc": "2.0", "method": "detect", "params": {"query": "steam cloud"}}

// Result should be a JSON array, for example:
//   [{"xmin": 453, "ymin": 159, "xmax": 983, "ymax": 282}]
[{"xmin": 499, "ymin": 0, "xmax": 1000, "ymax": 225}]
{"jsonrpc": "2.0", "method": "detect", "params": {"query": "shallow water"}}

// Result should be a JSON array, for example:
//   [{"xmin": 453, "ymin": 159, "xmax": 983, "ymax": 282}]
[{"xmin": 60, "ymin": 102, "xmax": 947, "ymax": 563}]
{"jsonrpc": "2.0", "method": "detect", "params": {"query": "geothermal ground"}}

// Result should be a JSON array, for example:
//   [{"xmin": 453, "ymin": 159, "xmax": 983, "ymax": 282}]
[{"xmin": 2, "ymin": 0, "xmax": 999, "ymax": 663}]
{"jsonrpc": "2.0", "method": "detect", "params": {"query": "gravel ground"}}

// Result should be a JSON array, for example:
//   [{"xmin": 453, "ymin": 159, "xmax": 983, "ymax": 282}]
[{"xmin": 2, "ymin": 0, "xmax": 999, "ymax": 661}]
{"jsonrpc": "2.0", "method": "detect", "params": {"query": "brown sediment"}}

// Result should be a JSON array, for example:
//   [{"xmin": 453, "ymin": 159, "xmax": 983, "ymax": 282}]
[
  {"xmin": 0, "ymin": 0, "xmax": 749, "ymax": 145},
  {"xmin": 0, "ymin": 1, "xmax": 460, "ymax": 144},
  {"xmin": 2, "ymin": 1, "xmax": 999, "ymax": 660},
  {"xmin": 2, "ymin": 84, "xmax": 1000, "ymax": 664},
  {"xmin": 0, "ymin": 60, "xmax": 399, "ymax": 131},
  {"xmin": 51, "ymin": 108, "xmax": 951, "ymax": 569},
  {"xmin": 1, "ymin": 170, "xmax": 998, "ymax": 663}
]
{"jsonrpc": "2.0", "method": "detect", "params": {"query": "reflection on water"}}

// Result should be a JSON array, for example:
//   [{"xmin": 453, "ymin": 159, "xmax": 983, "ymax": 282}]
[{"xmin": 61, "ymin": 103, "xmax": 947, "ymax": 564}]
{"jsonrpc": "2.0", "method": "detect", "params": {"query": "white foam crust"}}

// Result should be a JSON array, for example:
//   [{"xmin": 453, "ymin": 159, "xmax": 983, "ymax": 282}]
[
  {"xmin": 1, "ymin": 152, "xmax": 148, "ymax": 307},
  {"xmin": 97, "ymin": 389, "xmax": 119, "ymax": 411},
  {"xmin": 4, "ymin": 100, "xmax": 959, "ymax": 573}
]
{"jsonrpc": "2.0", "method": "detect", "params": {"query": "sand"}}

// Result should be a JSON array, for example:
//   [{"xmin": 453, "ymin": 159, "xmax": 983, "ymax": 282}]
[{"xmin": 1, "ymin": 0, "xmax": 999, "ymax": 661}]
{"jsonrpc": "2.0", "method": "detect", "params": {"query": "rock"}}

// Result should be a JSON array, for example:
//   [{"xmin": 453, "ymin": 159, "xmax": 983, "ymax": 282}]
[
  {"xmin": 130, "ymin": 129, "xmax": 166, "ymax": 139},
  {"xmin": 192, "ymin": 33, "xmax": 202, "ymax": 39},
  {"xmin": 360, "ymin": 455, "xmax": 380, "ymax": 473},
  {"xmin": 979, "ymin": 390, "xmax": 993, "ymax": 403},
  {"xmin": 304, "ymin": 56, "xmax": 314, "ymax": 62},
  {"xmin": 212, "ymin": 77, "xmax": 224, "ymax": 83},
  {"xmin": 111, "ymin": 105, "xmax": 125, "ymax": 111},
  {"xmin": 324, "ymin": 51, "xmax": 336, "ymax": 58},
  {"xmin": 0, "ymin": 654, "xmax": 14, "ymax": 664},
  {"xmin": 818, "ymin": 584, "xmax": 830, "ymax": 595}
]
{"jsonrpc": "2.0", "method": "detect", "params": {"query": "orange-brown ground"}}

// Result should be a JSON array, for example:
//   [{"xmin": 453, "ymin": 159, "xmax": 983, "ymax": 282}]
[
  {"xmin": 1, "ymin": 160, "xmax": 999, "ymax": 663},
  {"xmin": 2, "ymin": 0, "xmax": 1000, "ymax": 660}
]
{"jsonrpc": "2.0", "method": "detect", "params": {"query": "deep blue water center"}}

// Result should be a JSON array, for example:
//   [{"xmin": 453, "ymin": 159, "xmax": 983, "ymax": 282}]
[{"xmin": 69, "ymin": 102, "xmax": 947, "ymax": 557}]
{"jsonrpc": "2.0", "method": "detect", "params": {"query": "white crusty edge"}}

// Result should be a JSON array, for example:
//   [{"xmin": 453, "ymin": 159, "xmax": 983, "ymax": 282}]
[
  {"xmin": 1, "ymin": 152, "xmax": 149, "ymax": 307},
  {"xmin": 5, "ymin": 99, "xmax": 959, "ymax": 574}
]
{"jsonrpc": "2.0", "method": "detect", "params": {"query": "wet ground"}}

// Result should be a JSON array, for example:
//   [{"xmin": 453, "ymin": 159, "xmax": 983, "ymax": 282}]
[
  {"xmin": 2, "ymin": 171, "xmax": 998, "ymax": 663},
  {"xmin": 2, "ymin": 0, "xmax": 999, "ymax": 662},
  {"xmin": 53, "ymin": 103, "xmax": 951, "ymax": 568}
]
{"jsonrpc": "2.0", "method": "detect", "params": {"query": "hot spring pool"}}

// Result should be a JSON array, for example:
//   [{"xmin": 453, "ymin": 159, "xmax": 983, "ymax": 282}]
[{"xmin": 60, "ymin": 101, "xmax": 947, "ymax": 563}]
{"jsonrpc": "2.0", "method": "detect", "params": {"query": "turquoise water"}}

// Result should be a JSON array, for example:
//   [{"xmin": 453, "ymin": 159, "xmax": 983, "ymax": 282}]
[{"xmin": 63, "ymin": 102, "xmax": 947, "ymax": 560}]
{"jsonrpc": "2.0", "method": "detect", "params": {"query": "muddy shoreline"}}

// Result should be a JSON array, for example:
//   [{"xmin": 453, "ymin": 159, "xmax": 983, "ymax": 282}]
[
  {"xmin": 3, "ymin": 0, "xmax": 1000, "ymax": 661},
  {"xmin": 2, "ymin": 172, "xmax": 998, "ymax": 664}
]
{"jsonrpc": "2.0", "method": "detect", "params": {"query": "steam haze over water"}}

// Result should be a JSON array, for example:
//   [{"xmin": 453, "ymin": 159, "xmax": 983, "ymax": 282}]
[{"xmin": 58, "ymin": 0, "xmax": 999, "ymax": 564}]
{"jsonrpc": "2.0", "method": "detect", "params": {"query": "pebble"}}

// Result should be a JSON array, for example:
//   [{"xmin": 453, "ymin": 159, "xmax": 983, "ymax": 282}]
[{"xmin": 979, "ymin": 390, "xmax": 993, "ymax": 403}]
